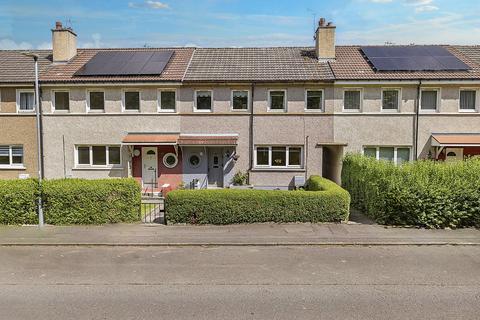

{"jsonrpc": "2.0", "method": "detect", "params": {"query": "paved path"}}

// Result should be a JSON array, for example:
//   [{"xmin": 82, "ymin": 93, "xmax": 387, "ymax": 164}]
[
  {"xmin": 0, "ymin": 223, "xmax": 478, "ymax": 245},
  {"xmin": 0, "ymin": 245, "xmax": 479, "ymax": 319}
]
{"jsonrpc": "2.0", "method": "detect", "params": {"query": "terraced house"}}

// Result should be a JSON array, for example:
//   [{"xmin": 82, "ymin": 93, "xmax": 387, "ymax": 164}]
[{"xmin": 1, "ymin": 20, "xmax": 480, "ymax": 191}]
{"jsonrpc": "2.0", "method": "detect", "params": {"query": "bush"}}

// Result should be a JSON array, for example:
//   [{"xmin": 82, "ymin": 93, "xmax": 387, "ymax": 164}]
[
  {"xmin": 231, "ymin": 171, "xmax": 248, "ymax": 186},
  {"xmin": 42, "ymin": 178, "xmax": 141, "ymax": 225},
  {"xmin": 165, "ymin": 175, "xmax": 350, "ymax": 224},
  {"xmin": 342, "ymin": 154, "xmax": 480, "ymax": 228},
  {"xmin": 0, "ymin": 179, "xmax": 39, "ymax": 225}
]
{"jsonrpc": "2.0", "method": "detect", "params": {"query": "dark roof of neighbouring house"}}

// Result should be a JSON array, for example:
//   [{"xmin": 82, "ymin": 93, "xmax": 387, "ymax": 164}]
[
  {"xmin": 330, "ymin": 45, "xmax": 480, "ymax": 80},
  {"xmin": 183, "ymin": 47, "xmax": 335, "ymax": 82},
  {"xmin": 40, "ymin": 48, "xmax": 195, "ymax": 83},
  {"xmin": 0, "ymin": 50, "xmax": 52, "ymax": 83}
]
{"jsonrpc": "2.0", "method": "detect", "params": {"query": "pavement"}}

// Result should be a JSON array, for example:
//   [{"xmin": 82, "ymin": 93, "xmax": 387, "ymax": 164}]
[
  {"xmin": 1, "ymin": 245, "xmax": 479, "ymax": 319},
  {"xmin": 0, "ymin": 222, "xmax": 478, "ymax": 246}
]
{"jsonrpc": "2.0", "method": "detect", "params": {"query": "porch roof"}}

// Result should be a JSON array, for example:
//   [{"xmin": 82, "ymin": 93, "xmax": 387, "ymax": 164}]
[
  {"xmin": 122, "ymin": 133, "xmax": 179, "ymax": 145},
  {"xmin": 431, "ymin": 133, "xmax": 480, "ymax": 147},
  {"xmin": 177, "ymin": 134, "xmax": 238, "ymax": 146}
]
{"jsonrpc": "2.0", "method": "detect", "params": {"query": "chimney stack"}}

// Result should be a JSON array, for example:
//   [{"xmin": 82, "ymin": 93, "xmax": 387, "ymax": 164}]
[
  {"xmin": 52, "ymin": 21, "xmax": 77, "ymax": 63},
  {"xmin": 315, "ymin": 18, "xmax": 336, "ymax": 61}
]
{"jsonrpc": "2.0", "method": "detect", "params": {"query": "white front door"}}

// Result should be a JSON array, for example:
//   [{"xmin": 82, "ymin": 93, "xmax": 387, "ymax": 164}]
[
  {"xmin": 445, "ymin": 148, "xmax": 464, "ymax": 161},
  {"xmin": 142, "ymin": 147, "xmax": 158, "ymax": 188}
]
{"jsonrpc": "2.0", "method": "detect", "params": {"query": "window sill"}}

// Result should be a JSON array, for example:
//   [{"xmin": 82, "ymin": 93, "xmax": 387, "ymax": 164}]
[
  {"xmin": 123, "ymin": 109, "xmax": 140, "ymax": 113},
  {"xmin": 193, "ymin": 109, "xmax": 213, "ymax": 113},
  {"xmin": 267, "ymin": 109, "xmax": 287, "ymax": 112},
  {"xmin": 381, "ymin": 109, "xmax": 400, "ymax": 112},
  {"xmin": 88, "ymin": 109, "xmax": 105, "ymax": 113},
  {"xmin": 304, "ymin": 109, "xmax": 324, "ymax": 113},
  {"xmin": 73, "ymin": 166, "xmax": 124, "ymax": 171},
  {"xmin": 17, "ymin": 110, "xmax": 35, "ymax": 113},
  {"xmin": 251, "ymin": 167, "xmax": 305, "ymax": 172},
  {"xmin": 231, "ymin": 109, "xmax": 249, "ymax": 112},
  {"xmin": 459, "ymin": 109, "xmax": 478, "ymax": 113},
  {"xmin": 158, "ymin": 109, "xmax": 177, "ymax": 113},
  {"xmin": 0, "ymin": 166, "xmax": 26, "ymax": 170},
  {"xmin": 342, "ymin": 109, "xmax": 361, "ymax": 113}
]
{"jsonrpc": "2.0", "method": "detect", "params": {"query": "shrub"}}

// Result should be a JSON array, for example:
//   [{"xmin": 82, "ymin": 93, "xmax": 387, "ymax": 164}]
[
  {"xmin": 42, "ymin": 178, "xmax": 141, "ymax": 225},
  {"xmin": 0, "ymin": 179, "xmax": 39, "ymax": 225},
  {"xmin": 231, "ymin": 171, "xmax": 248, "ymax": 186},
  {"xmin": 165, "ymin": 175, "xmax": 350, "ymax": 224},
  {"xmin": 342, "ymin": 154, "xmax": 480, "ymax": 228}
]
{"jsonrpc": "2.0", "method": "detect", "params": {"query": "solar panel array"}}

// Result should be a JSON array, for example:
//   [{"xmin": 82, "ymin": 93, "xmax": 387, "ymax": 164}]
[
  {"xmin": 361, "ymin": 46, "xmax": 470, "ymax": 71},
  {"xmin": 75, "ymin": 51, "xmax": 174, "ymax": 76}
]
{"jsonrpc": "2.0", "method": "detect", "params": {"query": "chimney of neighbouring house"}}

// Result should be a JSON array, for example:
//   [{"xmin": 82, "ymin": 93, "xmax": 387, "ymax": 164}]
[
  {"xmin": 315, "ymin": 18, "xmax": 336, "ymax": 61},
  {"xmin": 52, "ymin": 21, "xmax": 77, "ymax": 63}
]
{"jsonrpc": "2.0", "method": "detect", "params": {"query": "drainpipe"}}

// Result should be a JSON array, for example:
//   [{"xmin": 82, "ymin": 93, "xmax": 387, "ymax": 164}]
[
  {"xmin": 248, "ymin": 82, "xmax": 255, "ymax": 184},
  {"xmin": 414, "ymin": 80, "xmax": 422, "ymax": 160}
]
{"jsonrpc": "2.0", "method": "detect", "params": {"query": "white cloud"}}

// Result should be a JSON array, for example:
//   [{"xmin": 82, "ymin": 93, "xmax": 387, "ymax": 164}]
[
  {"xmin": 81, "ymin": 33, "xmax": 103, "ymax": 48},
  {"xmin": 370, "ymin": 0, "xmax": 393, "ymax": 3},
  {"xmin": 0, "ymin": 38, "xmax": 33, "ymax": 50},
  {"xmin": 404, "ymin": 0, "xmax": 438, "ymax": 13},
  {"xmin": 37, "ymin": 42, "xmax": 52, "ymax": 50},
  {"xmin": 128, "ymin": 1, "xmax": 169, "ymax": 9},
  {"xmin": 405, "ymin": 0, "xmax": 433, "ymax": 5},
  {"xmin": 415, "ymin": 5, "xmax": 438, "ymax": 13}
]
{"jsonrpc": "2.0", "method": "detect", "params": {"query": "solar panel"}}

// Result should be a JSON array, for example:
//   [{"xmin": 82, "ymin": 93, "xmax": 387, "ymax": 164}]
[
  {"xmin": 361, "ymin": 46, "xmax": 470, "ymax": 71},
  {"xmin": 75, "ymin": 50, "xmax": 174, "ymax": 76}
]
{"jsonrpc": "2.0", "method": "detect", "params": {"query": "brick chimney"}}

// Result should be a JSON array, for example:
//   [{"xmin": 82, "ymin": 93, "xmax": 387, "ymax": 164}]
[
  {"xmin": 315, "ymin": 18, "xmax": 336, "ymax": 61},
  {"xmin": 52, "ymin": 21, "xmax": 77, "ymax": 63}
]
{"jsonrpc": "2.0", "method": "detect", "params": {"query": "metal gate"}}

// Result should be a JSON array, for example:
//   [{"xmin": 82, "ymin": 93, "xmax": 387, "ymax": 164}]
[{"xmin": 141, "ymin": 195, "xmax": 165, "ymax": 224}]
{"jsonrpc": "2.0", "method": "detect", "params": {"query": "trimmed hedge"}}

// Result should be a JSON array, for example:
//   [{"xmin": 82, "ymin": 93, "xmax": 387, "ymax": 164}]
[
  {"xmin": 165, "ymin": 176, "xmax": 350, "ymax": 224},
  {"xmin": 43, "ymin": 178, "xmax": 141, "ymax": 224},
  {"xmin": 342, "ymin": 154, "xmax": 480, "ymax": 228},
  {"xmin": 0, "ymin": 179, "xmax": 39, "ymax": 225}
]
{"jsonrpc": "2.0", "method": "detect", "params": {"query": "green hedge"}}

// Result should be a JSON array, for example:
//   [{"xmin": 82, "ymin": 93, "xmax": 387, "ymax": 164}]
[
  {"xmin": 0, "ymin": 179, "xmax": 39, "ymax": 225},
  {"xmin": 42, "ymin": 178, "xmax": 141, "ymax": 224},
  {"xmin": 165, "ymin": 176, "xmax": 350, "ymax": 224},
  {"xmin": 342, "ymin": 154, "xmax": 480, "ymax": 228}
]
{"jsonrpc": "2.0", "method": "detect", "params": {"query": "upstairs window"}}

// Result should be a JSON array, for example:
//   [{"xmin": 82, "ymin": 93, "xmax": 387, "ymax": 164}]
[
  {"xmin": 53, "ymin": 91, "xmax": 70, "ymax": 111},
  {"xmin": 382, "ymin": 89, "xmax": 400, "ymax": 111},
  {"xmin": 124, "ymin": 91, "xmax": 140, "ymax": 111},
  {"xmin": 195, "ymin": 90, "xmax": 212, "ymax": 111},
  {"xmin": 269, "ymin": 90, "xmax": 286, "ymax": 111},
  {"xmin": 420, "ymin": 89, "xmax": 438, "ymax": 111},
  {"xmin": 159, "ymin": 90, "xmax": 176, "ymax": 112},
  {"xmin": 232, "ymin": 90, "xmax": 249, "ymax": 110},
  {"xmin": 0, "ymin": 145, "xmax": 23, "ymax": 167},
  {"xmin": 306, "ymin": 90, "xmax": 323, "ymax": 111},
  {"xmin": 344, "ymin": 90, "xmax": 361, "ymax": 111},
  {"xmin": 17, "ymin": 90, "xmax": 35, "ymax": 112},
  {"xmin": 459, "ymin": 90, "xmax": 476, "ymax": 111},
  {"xmin": 88, "ymin": 91, "xmax": 105, "ymax": 111},
  {"xmin": 76, "ymin": 145, "xmax": 121, "ymax": 167}
]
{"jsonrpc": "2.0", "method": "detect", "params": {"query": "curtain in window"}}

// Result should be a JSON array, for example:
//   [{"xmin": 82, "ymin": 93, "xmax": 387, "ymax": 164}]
[
  {"xmin": 344, "ymin": 91, "xmax": 360, "ymax": 110},
  {"xmin": 421, "ymin": 91, "xmax": 437, "ymax": 110},
  {"xmin": 20, "ymin": 92, "xmax": 34, "ymax": 110},
  {"xmin": 460, "ymin": 91, "xmax": 476, "ymax": 110}
]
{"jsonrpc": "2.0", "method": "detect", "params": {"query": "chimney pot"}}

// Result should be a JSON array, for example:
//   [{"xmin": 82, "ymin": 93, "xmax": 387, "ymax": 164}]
[
  {"xmin": 319, "ymin": 18, "xmax": 326, "ymax": 27},
  {"xmin": 55, "ymin": 21, "xmax": 62, "ymax": 29}
]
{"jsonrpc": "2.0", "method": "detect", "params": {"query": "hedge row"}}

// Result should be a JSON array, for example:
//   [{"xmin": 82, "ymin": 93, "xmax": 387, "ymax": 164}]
[
  {"xmin": 0, "ymin": 178, "xmax": 141, "ymax": 225},
  {"xmin": 342, "ymin": 154, "xmax": 480, "ymax": 228},
  {"xmin": 165, "ymin": 176, "xmax": 350, "ymax": 224}
]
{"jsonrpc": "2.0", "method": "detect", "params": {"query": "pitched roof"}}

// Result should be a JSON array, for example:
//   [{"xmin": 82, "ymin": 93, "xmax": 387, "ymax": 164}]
[
  {"xmin": 183, "ymin": 47, "xmax": 334, "ymax": 82},
  {"xmin": 330, "ymin": 45, "xmax": 480, "ymax": 80},
  {"xmin": 453, "ymin": 46, "xmax": 480, "ymax": 66},
  {"xmin": 0, "ymin": 50, "xmax": 52, "ymax": 84},
  {"xmin": 40, "ymin": 48, "xmax": 195, "ymax": 83}
]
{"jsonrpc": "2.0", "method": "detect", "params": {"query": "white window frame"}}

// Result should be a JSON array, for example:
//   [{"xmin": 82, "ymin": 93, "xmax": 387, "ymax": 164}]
[
  {"xmin": 381, "ymin": 88, "xmax": 402, "ymax": 112},
  {"xmin": 268, "ymin": 89, "xmax": 287, "ymax": 112},
  {"xmin": 157, "ymin": 89, "xmax": 177, "ymax": 113},
  {"xmin": 86, "ymin": 89, "xmax": 105, "ymax": 113},
  {"xmin": 420, "ymin": 88, "xmax": 440, "ymax": 112},
  {"xmin": 0, "ymin": 145, "xmax": 25, "ymax": 169},
  {"xmin": 16, "ymin": 89, "xmax": 35, "ymax": 113},
  {"xmin": 342, "ymin": 88, "xmax": 363, "ymax": 112},
  {"xmin": 122, "ymin": 89, "xmax": 141, "ymax": 112},
  {"xmin": 194, "ymin": 90, "xmax": 213, "ymax": 112},
  {"xmin": 51, "ymin": 89, "xmax": 70, "ymax": 113},
  {"xmin": 162, "ymin": 152, "xmax": 179, "ymax": 168},
  {"xmin": 230, "ymin": 89, "xmax": 250, "ymax": 112},
  {"xmin": 254, "ymin": 146, "xmax": 303, "ymax": 169},
  {"xmin": 304, "ymin": 89, "xmax": 325, "ymax": 112},
  {"xmin": 458, "ymin": 88, "xmax": 479, "ymax": 113},
  {"xmin": 74, "ymin": 145, "xmax": 122, "ymax": 168},
  {"xmin": 362, "ymin": 146, "xmax": 412, "ymax": 165}
]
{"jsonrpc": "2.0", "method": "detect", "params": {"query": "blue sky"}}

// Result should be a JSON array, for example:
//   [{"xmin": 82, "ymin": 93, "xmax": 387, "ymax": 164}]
[{"xmin": 1, "ymin": 0, "xmax": 479, "ymax": 49}]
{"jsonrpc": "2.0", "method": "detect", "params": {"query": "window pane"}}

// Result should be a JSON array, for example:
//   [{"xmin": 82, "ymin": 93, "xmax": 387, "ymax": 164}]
[
  {"xmin": 196, "ymin": 91, "xmax": 212, "ymax": 110},
  {"xmin": 288, "ymin": 147, "xmax": 301, "ymax": 166},
  {"xmin": 89, "ymin": 92, "xmax": 104, "ymax": 110},
  {"xmin": 397, "ymin": 148, "xmax": 410, "ymax": 164},
  {"xmin": 421, "ymin": 91, "xmax": 437, "ymax": 110},
  {"xmin": 20, "ymin": 92, "xmax": 34, "ymax": 110},
  {"xmin": 232, "ymin": 91, "xmax": 248, "ymax": 110},
  {"xmin": 460, "ymin": 90, "xmax": 476, "ymax": 110},
  {"xmin": 382, "ymin": 90, "xmax": 399, "ymax": 110},
  {"xmin": 379, "ymin": 147, "xmax": 394, "ymax": 162},
  {"xmin": 306, "ymin": 91, "xmax": 322, "ymax": 110},
  {"xmin": 77, "ymin": 147, "xmax": 90, "ymax": 165},
  {"xmin": 92, "ymin": 146, "xmax": 106, "ymax": 165},
  {"xmin": 108, "ymin": 147, "xmax": 121, "ymax": 165},
  {"xmin": 125, "ymin": 91, "xmax": 140, "ymax": 110},
  {"xmin": 270, "ymin": 91, "xmax": 285, "ymax": 110},
  {"xmin": 0, "ymin": 146, "xmax": 9, "ymax": 165},
  {"xmin": 11, "ymin": 146, "xmax": 23, "ymax": 164},
  {"xmin": 256, "ymin": 147, "xmax": 269, "ymax": 166},
  {"xmin": 271, "ymin": 147, "xmax": 286, "ymax": 166},
  {"xmin": 160, "ymin": 91, "xmax": 176, "ymax": 110},
  {"xmin": 344, "ymin": 91, "xmax": 361, "ymax": 110},
  {"xmin": 54, "ymin": 91, "xmax": 70, "ymax": 111},
  {"xmin": 364, "ymin": 147, "xmax": 377, "ymax": 158}
]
